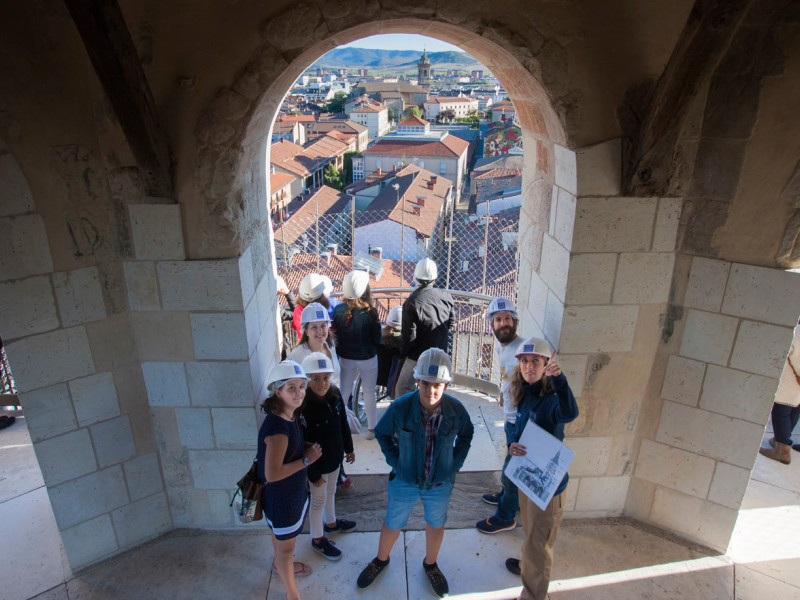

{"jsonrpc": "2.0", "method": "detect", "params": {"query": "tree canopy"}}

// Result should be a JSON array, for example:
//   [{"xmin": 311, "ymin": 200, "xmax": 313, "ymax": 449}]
[{"xmin": 326, "ymin": 91, "xmax": 348, "ymax": 114}]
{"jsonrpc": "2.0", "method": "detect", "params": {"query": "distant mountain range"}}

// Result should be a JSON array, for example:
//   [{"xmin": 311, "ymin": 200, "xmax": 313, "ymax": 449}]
[{"xmin": 314, "ymin": 48, "xmax": 483, "ymax": 72}]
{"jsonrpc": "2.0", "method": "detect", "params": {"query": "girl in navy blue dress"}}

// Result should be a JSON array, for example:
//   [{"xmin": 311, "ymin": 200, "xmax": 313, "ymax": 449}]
[{"xmin": 258, "ymin": 360, "xmax": 322, "ymax": 600}]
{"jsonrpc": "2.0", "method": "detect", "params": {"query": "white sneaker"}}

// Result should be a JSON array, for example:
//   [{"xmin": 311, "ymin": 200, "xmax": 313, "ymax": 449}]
[{"xmin": 365, "ymin": 430, "xmax": 375, "ymax": 440}]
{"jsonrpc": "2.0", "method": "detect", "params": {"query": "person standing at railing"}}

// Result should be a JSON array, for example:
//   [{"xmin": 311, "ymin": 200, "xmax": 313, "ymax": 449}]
[
  {"xmin": 333, "ymin": 270, "xmax": 382, "ymax": 439},
  {"xmin": 476, "ymin": 297, "xmax": 527, "ymax": 536},
  {"xmin": 293, "ymin": 273, "xmax": 333, "ymax": 337},
  {"xmin": 395, "ymin": 258, "xmax": 455, "ymax": 397}
]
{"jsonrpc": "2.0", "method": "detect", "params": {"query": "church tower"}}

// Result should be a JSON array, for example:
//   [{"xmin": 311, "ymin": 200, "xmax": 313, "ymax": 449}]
[{"xmin": 417, "ymin": 49, "xmax": 431, "ymax": 90}]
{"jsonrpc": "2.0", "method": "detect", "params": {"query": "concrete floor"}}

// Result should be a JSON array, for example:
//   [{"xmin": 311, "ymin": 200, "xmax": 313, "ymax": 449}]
[{"xmin": 2, "ymin": 395, "xmax": 800, "ymax": 600}]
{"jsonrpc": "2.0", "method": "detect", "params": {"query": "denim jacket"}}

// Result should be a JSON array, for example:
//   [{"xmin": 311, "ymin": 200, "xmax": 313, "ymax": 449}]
[{"xmin": 375, "ymin": 390, "xmax": 474, "ymax": 489}]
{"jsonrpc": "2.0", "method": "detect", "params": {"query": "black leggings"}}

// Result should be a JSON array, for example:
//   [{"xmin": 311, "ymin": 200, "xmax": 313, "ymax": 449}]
[{"xmin": 772, "ymin": 403, "xmax": 800, "ymax": 445}]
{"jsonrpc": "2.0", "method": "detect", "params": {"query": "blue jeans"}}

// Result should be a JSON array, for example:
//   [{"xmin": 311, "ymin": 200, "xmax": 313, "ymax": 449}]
[
  {"xmin": 385, "ymin": 476, "xmax": 454, "ymax": 529},
  {"xmin": 495, "ymin": 420, "xmax": 519, "ymax": 523}
]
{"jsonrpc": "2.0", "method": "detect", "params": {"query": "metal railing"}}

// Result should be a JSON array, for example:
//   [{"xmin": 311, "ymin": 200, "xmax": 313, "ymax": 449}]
[{"xmin": 0, "ymin": 337, "xmax": 16, "ymax": 395}]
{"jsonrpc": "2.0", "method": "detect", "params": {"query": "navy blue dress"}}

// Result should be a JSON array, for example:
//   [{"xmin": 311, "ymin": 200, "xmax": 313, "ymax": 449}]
[{"xmin": 256, "ymin": 413, "xmax": 309, "ymax": 540}]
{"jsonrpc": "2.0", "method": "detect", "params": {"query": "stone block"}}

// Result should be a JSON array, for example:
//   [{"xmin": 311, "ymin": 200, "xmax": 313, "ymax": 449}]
[
  {"xmin": 576, "ymin": 138, "xmax": 621, "ymax": 197},
  {"xmin": 34, "ymin": 429, "xmax": 97, "ymax": 487},
  {"xmin": 250, "ymin": 339, "xmax": 272, "ymax": 401},
  {"xmin": 700, "ymin": 365, "xmax": 777, "ymax": 424},
  {"xmin": 186, "ymin": 361, "xmax": 254, "ymax": 407},
  {"xmin": 128, "ymin": 204, "xmax": 185, "ymax": 260},
  {"xmin": 554, "ymin": 144, "xmax": 577, "ymax": 195},
  {"xmin": 238, "ymin": 246, "xmax": 255, "ymax": 308},
  {"xmin": 157, "ymin": 261, "xmax": 242, "ymax": 311},
  {"xmin": 49, "ymin": 466, "xmax": 129, "ymax": 529},
  {"xmin": 18, "ymin": 384, "xmax": 76, "ymax": 441},
  {"xmin": 130, "ymin": 311, "xmax": 195, "ymax": 361},
  {"xmin": 707, "ymin": 462, "xmax": 751, "ymax": 510},
  {"xmin": 188, "ymin": 489, "xmax": 234, "ymax": 527},
  {"xmin": 567, "ymin": 436, "xmax": 611, "ymax": 476},
  {"xmin": 679, "ymin": 310, "xmax": 738, "ymax": 366},
  {"xmin": 141, "ymin": 362, "xmax": 190, "ymax": 406},
  {"xmin": 211, "ymin": 408, "xmax": 257, "ymax": 450},
  {"xmin": 175, "ymin": 408, "xmax": 214, "ymax": 449},
  {"xmin": 635, "ymin": 440, "xmax": 715, "ymax": 499},
  {"xmin": 559, "ymin": 305, "xmax": 639, "ymax": 353},
  {"xmin": 557, "ymin": 354, "xmax": 588, "ymax": 397},
  {"xmin": 189, "ymin": 450, "xmax": 253, "ymax": 489},
  {"xmin": 652, "ymin": 198, "xmax": 682, "ymax": 252},
  {"xmin": 0, "ymin": 215, "xmax": 53, "ymax": 280},
  {"xmin": 650, "ymin": 487, "xmax": 738, "ymax": 552},
  {"xmin": 91, "ymin": 416, "xmax": 136, "ymax": 468},
  {"xmin": 123, "ymin": 261, "xmax": 160, "ymax": 311},
  {"xmin": 565, "ymin": 253, "xmax": 616, "ymax": 305},
  {"xmin": 191, "ymin": 312, "xmax": 248, "ymax": 360},
  {"xmin": 111, "ymin": 492, "xmax": 172, "ymax": 548},
  {"xmin": 656, "ymin": 401, "xmax": 764, "ymax": 468},
  {"xmin": 684, "ymin": 257, "xmax": 731, "ymax": 312},
  {"xmin": 53, "ymin": 267, "xmax": 106, "ymax": 326},
  {"xmin": 612, "ymin": 253, "xmax": 675, "ymax": 304},
  {"xmin": 123, "ymin": 453, "xmax": 164, "ymax": 501},
  {"xmin": 662, "ymin": 355, "xmax": 706, "ymax": 406},
  {"xmin": 244, "ymin": 297, "xmax": 260, "ymax": 356},
  {"xmin": 5, "ymin": 327, "xmax": 94, "ymax": 391},
  {"xmin": 59, "ymin": 515, "xmax": 118, "ymax": 570},
  {"xmin": 548, "ymin": 186, "xmax": 558, "ymax": 237},
  {"xmin": 554, "ymin": 188, "xmax": 577, "ymax": 251},
  {"xmin": 0, "ymin": 153, "xmax": 34, "ymax": 216},
  {"xmin": 0, "ymin": 276, "xmax": 59, "ymax": 339},
  {"xmin": 84, "ymin": 313, "xmax": 138, "ymax": 373},
  {"xmin": 563, "ymin": 479, "xmax": 578, "ymax": 512},
  {"xmin": 721, "ymin": 263, "xmax": 800, "ymax": 327},
  {"xmin": 524, "ymin": 271, "xmax": 550, "ymax": 328},
  {"xmin": 574, "ymin": 476, "xmax": 629, "ymax": 512},
  {"xmin": 69, "ymin": 371, "xmax": 120, "ymax": 427},
  {"xmin": 730, "ymin": 320, "xmax": 793, "ymax": 379},
  {"xmin": 572, "ymin": 198, "xmax": 657, "ymax": 253},
  {"xmin": 255, "ymin": 277, "xmax": 272, "ymax": 339},
  {"xmin": 543, "ymin": 291, "xmax": 564, "ymax": 348},
  {"xmin": 539, "ymin": 235, "xmax": 570, "ymax": 302}
]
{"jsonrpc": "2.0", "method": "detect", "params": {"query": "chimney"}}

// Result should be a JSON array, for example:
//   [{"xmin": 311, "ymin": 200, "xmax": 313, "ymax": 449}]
[
  {"xmin": 416, "ymin": 196, "xmax": 426, "ymax": 207},
  {"xmin": 392, "ymin": 164, "xmax": 397, "ymax": 172},
  {"xmin": 427, "ymin": 181, "xmax": 434, "ymax": 190},
  {"xmin": 327, "ymin": 243, "xmax": 338, "ymax": 255},
  {"xmin": 370, "ymin": 246, "xmax": 383, "ymax": 259},
  {"xmin": 376, "ymin": 167, "xmax": 382, "ymax": 174},
  {"xmin": 412, "ymin": 205, "xmax": 421, "ymax": 216},
  {"xmin": 431, "ymin": 175, "xmax": 437, "ymax": 184}
]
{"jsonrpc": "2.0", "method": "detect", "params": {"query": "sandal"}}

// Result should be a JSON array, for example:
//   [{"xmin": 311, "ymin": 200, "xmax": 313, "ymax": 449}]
[{"xmin": 273, "ymin": 561, "xmax": 313, "ymax": 578}]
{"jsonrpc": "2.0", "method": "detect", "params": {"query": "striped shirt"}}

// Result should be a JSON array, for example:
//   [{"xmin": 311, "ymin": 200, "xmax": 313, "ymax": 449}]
[{"xmin": 421, "ymin": 405, "xmax": 443, "ymax": 480}]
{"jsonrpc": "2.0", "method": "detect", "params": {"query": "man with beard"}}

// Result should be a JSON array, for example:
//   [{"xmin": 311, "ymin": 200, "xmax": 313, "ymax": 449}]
[{"xmin": 476, "ymin": 297, "xmax": 526, "ymax": 538}]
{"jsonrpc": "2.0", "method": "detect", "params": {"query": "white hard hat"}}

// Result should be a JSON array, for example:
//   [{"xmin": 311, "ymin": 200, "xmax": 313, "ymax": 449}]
[
  {"xmin": 386, "ymin": 306, "xmax": 402, "ymax": 328},
  {"xmin": 413, "ymin": 348, "xmax": 453, "ymax": 383},
  {"xmin": 299, "ymin": 273, "xmax": 327, "ymax": 301},
  {"xmin": 488, "ymin": 297, "xmax": 518, "ymax": 320},
  {"xmin": 267, "ymin": 360, "xmax": 307, "ymax": 391},
  {"xmin": 414, "ymin": 257, "xmax": 438, "ymax": 281},
  {"xmin": 301, "ymin": 352, "xmax": 334, "ymax": 375},
  {"xmin": 300, "ymin": 302, "xmax": 331, "ymax": 327},
  {"xmin": 515, "ymin": 337, "xmax": 554, "ymax": 360},
  {"xmin": 320, "ymin": 275, "xmax": 334, "ymax": 296},
  {"xmin": 342, "ymin": 270, "xmax": 370, "ymax": 299}
]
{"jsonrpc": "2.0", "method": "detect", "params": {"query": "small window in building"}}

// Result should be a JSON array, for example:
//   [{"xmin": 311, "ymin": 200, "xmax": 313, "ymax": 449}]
[{"xmin": 440, "ymin": 162, "xmax": 446, "ymax": 174}]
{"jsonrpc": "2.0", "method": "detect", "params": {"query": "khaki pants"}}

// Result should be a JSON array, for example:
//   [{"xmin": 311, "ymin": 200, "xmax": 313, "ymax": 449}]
[
  {"xmin": 517, "ymin": 490, "xmax": 565, "ymax": 600},
  {"xmin": 394, "ymin": 358, "xmax": 417, "ymax": 397}
]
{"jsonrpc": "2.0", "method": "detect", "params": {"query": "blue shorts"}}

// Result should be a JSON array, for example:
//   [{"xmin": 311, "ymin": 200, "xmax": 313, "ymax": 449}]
[{"xmin": 384, "ymin": 477, "xmax": 454, "ymax": 529}]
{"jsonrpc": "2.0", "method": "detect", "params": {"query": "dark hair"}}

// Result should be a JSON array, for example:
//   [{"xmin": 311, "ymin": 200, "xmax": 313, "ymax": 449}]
[
  {"xmin": 345, "ymin": 288, "xmax": 378, "ymax": 325},
  {"xmin": 507, "ymin": 361, "xmax": 553, "ymax": 408},
  {"xmin": 297, "ymin": 295, "xmax": 330, "ymax": 309},
  {"xmin": 260, "ymin": 392, "xmax": 282, "ymax": 414}
]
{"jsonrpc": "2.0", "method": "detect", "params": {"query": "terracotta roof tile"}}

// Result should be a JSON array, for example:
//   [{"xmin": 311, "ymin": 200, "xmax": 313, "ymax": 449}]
[
  {"xmin": 364, "ymin": 136, "xmax": 468, "ymax": 159},
  {"xmin": 398, "ymin": 115, "xmax": 430, "ymax": 126},
  {"xmin": 273, "ymin": 186, "xmax": 350, "ymax": 245}
]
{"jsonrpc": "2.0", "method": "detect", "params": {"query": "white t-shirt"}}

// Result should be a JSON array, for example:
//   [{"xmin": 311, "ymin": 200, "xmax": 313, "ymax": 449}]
[
  {"xmin": 496, "ymin": 336, "xmax": 526, "ymax": 423},
  {"xmin": 286, "ymin": 342, "xmax": 341, "ymax": 389}
]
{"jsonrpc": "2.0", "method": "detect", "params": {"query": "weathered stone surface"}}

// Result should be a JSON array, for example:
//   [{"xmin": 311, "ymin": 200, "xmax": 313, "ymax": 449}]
[
  {"xmin": 544, "ymin": 290, "xmax": 564, "ymax": 346},
  {"xmin": 539, "ymin": 234, "xmax": 570, "ymax": 302},
  {"xmin": 34, "ymin": 429, "xmax": 97, "ymax": 487},
  {"xmin": 574, "ymin": 476, "xmax": 629, "ymax": 513},
  {"xmin": 554, "ymin": 144, "xmax": 577, "ymax": 195},
  {"xmin": 123, "ymin": 261, "xmax": 160, "ymax": 311},
  {"xmin": 702, "ymin": 74, "xmax": 761, "ymax": 139},
  {"xmin": 111, "ymin": 493, "xmax": 172, "ymax": 548},
  {"xmin": 689, "ymin": 139, "xmax": 747, "ymax": 200},
  {"xmin": 568, "ymin": 436, "xmax": 612, "ymax": 476},
  {"xmin": 0, "ymin": 275, "xmax": 59, "ymax": 339},
  {"xmin": 189, "ymin": 450, "xmax": 253, "ymax": 489},
  {"xmin": 684, "ymin": 257, "xmax": 731, "ymax": 312},
  {"xmin": 0, "ymin": 152, "xmax": 34, "ymax": 216},
  {"xmin": 185, "ymin": 361, "xmax": 254, "ymax": 407},
  {"xmin": 191, "ymin": 312, "xmax": 248, "ymax": 360},
  {"xmin": 175, "ymin": 408, "xmax": 214, "ymax": 449},
  {"xmin": 69, "ymin": 371, "xmax": 120, "ymax": 427},
  {"xmin": 652, "ymin": 198, "xmax": 682, "ymax": 251},
  {"xmin": 650, "ymin": 487, "xmax": 738, "ymax": 552},
  {"xmin": 635, "ymin": 439, "xmax": 715, "ymax": 499},
  {"xmin": 707, "ymin": 461, "xmax": 751, "ymax": 510},
  {"xmin": 211, "ymin": 408, "xmax": 257, "ymax": 450},
  {"xmin": 130, "ymin": 311, "xmax": 195, "ymax": 362},
  {"xmin": 679, "ymin": 310, "xmax": 738, "ymax": 366},
  {"xmin": 18, "ymin": 383, "xmax": 77, "ymax": 442},
  {"xmin": 6, "ymin": 327, "xmax": 95, "ymax": 391},
  {"xmin": 0, "ymin": 215, "xmax": 54, "ymax": 281},
  {"xmin": 612, "ymin": 253, "xmax": 675, "ymax": 304},
  {"xmin": 572, "ymin": 198, "xmax": 657, "ymax": 253},
  {"xmin": 560, "ymin": 306, "xmax": 639, "ymax": 353},
  {"xmin": 576, "ymin": 139, "xmax": 621, "ymax": 197},
  {"xmin": 53, "ymin": 267, "xmax": 107, "ymax": 327},
  {"xmin": 700, "ymin": 365, "xmax": 777, "ymax": 424},
  {"xmin": 565, "ymin": 253, "xmax": 616, "ymax": 305},
  {"xmin": 123, "ymin": 453, "xmax": 164, "ymax": 502},
  {"xmin": 141, "ymin": 362, "xmax": 190, "ymax": 407},
  {"xmin": 49, "ymin": 466, "xmax": 129, "ymax": 530},
  {"xmin": 157, "ymin": 261, "xmax": 242, "ymax": 311},
  {"xmin": 729, "ymin": 320, "xmax": 793, "ymax": 379},
  {"xmin": 661, "ymin": 355, "xmax": 706, "ymax": 406},
  {"xmin": 721, "ymin": 263, "xmax": 800, "ymax": 326},
  {"xmin": 60, "ymin": 514, "xmax": 118, "ymax": 570},
  {"xmin": 91, "ymin": 416, "xmax": 136, "ymax": 468}
]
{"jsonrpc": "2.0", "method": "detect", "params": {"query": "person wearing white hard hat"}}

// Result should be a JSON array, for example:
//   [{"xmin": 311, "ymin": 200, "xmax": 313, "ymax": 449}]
[
  {"xmin": 357, "ymin": 348, "xmax": 473, "ymax": 598},
  {"xmin": 287, "ymin": 302, "xmax": 341, "ymax": 388},
  {"xmin": 395, "ymin": 258, "xmax": 455, "ymax": 397},
  {"xmin": 298, "ymin": 353, "xmax": 357, "ymax": 562},
  {"xmin": 292, "ymin": 273, "xmax": 332, "ymax": 336},
  {"xmin": 477, "ymin": 297, "xmax": 527, "ymax": 534},
  {"xmin": 501, "ymin": 339, "xmax": 578, "ymax": 599},
  {"xmin": 332, "ymin": 270, "xmax": 382, "ymax": 438},
  {"xmin": 257, "ymin": 360, "xmax": 322, "ymax": 600},
  {"xmin": 379, "ymin": 306, "xmax": 404, "ymax": 399}
]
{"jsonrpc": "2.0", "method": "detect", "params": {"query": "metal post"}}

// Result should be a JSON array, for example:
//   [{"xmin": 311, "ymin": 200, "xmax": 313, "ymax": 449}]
[
  {"xmin": 445, "ymin": 193, "xmax": 454, "ymax": 289},
  {"xmin": 315, "ymin": 195, "xmax": 320, "ymax": 271},
  {"xmin": 350, "ymin": 193, "xmax": 355, "ymax": 256},
  {"xmin": 481, "ymin": 195, "xmax": 490, "ymax": 295},
  {"xmin": 280, "ymin": 200, "xmax": 287, "ymax": 268}
]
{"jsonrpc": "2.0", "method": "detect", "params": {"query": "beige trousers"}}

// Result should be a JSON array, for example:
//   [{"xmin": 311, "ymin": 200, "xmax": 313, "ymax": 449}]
[{"xmin": 517, "ymin": 490, "xmax": 565, "ymax": 600}]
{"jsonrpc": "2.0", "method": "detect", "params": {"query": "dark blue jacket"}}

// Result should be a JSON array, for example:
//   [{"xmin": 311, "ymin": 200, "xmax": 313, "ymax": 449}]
[
  {"xmin": 511, "ymin": 373, "xmax": 578, "ymax": 496},
  {"xmin": 332, "ymin": 304, "xmax": 381, "ymax": 360},
  {"xmin": 375, "ymin": 390, "xmax": 474, "ymax": 489}
]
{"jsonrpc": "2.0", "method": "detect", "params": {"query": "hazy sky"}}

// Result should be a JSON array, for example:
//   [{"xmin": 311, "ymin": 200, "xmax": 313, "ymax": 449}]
[{"xmin": 340, "ymin": 34, "xmax": 463, "ymax": 53}]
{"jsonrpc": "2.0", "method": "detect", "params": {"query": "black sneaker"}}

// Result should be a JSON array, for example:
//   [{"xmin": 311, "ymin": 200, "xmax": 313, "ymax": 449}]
[
  {"xmin": 482, "ymin": 491, "xmax": 501, "ymax": 505},
  {"xmin": 423, "ymin": 561, "xmax": 449, "ymax": 598},
  {"xmin": 505, "ymin": 557, "xmax": 521, "ymax": 576},
  {"xmin": 323, "ymin": 518, "xmax": 357, "ymax": 533},
  {"xmin": 311, "ymin": 537, "xmax": 342, "ymax": 561},
  {"xmin": 357, "ymin": 557, "xmax": 390, "ymax": 588}
]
